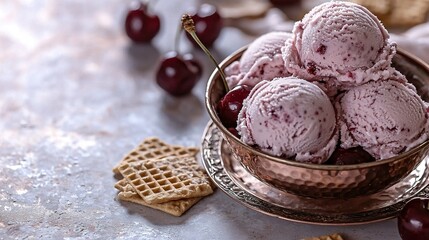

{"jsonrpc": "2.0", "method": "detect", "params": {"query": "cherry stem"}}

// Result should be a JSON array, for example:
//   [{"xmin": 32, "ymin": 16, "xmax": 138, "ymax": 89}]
[{"xmin": 181, "ymin": 14, "xmax": 229, "ymax": 93}]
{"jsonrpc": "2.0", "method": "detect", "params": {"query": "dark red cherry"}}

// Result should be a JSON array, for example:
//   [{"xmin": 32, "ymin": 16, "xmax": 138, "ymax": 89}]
[
  {"xmin": 326, "ymin": 147, "xmax": 375, "ymax": 165},
  {"xmin": 186, "ymin": 4, "xmax": 223, "ymax": 48},
  {"xmin": 227, "ymin": 128, "xmax": 239, "ymax": 138},
  {"xmin": 125, "ymin": 1, "xmax": 160, "ymax": 43},
  {"xmin": 398, "ymin": 198, "xmax": 429, "ymax": 240},
  {"xmin": 269, "ymin": 0, "xmax": 301, "ymax": 6},
  {"xmin": 156, "ymin": 52, "xmax": 202, "ymax": 96},
  {"xmin": 217, "ymin": 85, "xmax": 252, "ymax": 128}
]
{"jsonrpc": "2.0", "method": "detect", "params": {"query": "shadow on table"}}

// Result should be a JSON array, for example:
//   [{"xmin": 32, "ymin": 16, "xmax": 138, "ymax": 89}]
[
  {"xmin": 158, "ymin": 93, "xmax": 205, "ymax": 132},
  {"xmin": 125, "ymin": 43, "xmax": 160, "ymax": 73}
]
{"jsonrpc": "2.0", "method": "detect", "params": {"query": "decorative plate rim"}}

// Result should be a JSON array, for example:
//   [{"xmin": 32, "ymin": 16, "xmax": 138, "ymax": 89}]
[{"xmin": 201, "ymin": 121, "xmax": 429, "ymax": 225}]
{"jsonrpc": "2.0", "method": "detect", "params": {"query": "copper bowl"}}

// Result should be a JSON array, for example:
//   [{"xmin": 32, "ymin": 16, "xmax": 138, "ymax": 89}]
[{"xmin": 205, "ymin": 47, "xmax": 429, "ymax": 199}]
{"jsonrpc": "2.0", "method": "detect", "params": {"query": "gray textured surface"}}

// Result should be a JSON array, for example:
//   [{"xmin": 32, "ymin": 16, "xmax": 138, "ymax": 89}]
[{"xmin": 0, "ymin": 1, "xmax": 403, "ymax": 239}]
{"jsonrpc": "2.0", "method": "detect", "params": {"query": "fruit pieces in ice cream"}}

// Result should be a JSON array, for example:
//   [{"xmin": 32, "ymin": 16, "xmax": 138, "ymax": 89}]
[
  {"xmin": 282, "ymin": 1, "xmax": 396, "ymax": 92},
  {"xmin": 222, "ymin": 2, "xmax": 428, "ymax": 165},
  {"xmin": 240, "ymin": 31, "xmax": 291, "ymax": 81},
  {"xmin": 284, "ymin": 1, "xmax": 393, "ymax": 79},
  {"xmin": 336, "ymin": 80, "xmax": 429, "ymax": 160},
  {"xmin": 225, "ymin": 31, "xmax": 292, "ymax": 88},
  {"xmin": 237, "ymin": 77, "xmax": 338, "ymax": 164}
]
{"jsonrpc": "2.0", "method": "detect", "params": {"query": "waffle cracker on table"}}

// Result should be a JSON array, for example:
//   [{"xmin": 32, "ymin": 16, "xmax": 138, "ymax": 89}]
[
  {"xmin": 115, "ymin": 178, "xmax": 201, "ymax": 216},
  {"xmin": 112, "ymin": 137, "xmax": 199, "ymax": 174},
  {"xmin": 351, "ymin": 0, "xmax": 429, "ymax": 27},
  {"xmin": 117, "ymin": 155, "xmax": 213, "ymax": 204},
  {"xmin": 302, "ymin": 233, "xmax": 344, "ymax": 240}
]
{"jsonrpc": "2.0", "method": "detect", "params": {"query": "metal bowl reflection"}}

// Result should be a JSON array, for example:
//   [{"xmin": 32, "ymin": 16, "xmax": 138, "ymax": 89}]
[{"xmin": 205, "ymin": 47, "xmax": 429, "ymax": 199}]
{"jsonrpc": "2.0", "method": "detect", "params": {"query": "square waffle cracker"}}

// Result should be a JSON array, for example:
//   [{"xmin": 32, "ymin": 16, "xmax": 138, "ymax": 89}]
[
  {"xmin": 112, "ymin": 137, "xmax": 200, "ymax": 174},
  {"xmin": 118, "ymin": 155, "xmax": 213, "ymax": 204},
  {"xmin": 115, "ymin": 178, "xmax": 201, "ymax": 216},
  {"xmin": 302, "ymin": 233, "xmax": 344, "ymax": 240}
]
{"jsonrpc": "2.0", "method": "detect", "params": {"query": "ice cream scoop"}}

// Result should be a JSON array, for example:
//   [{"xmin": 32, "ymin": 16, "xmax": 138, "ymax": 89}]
[
  {"xmin": 237, "ymin": 77, "xmax": 338, "ymax": 164},
  {"xmin": 282, "ymin": 1, "xmax": 396, "ymax": 92},
  {"xmin": 336, "ymin": 80, "xmax": 429, "ymax": 160},
  {"xmin": 225, "ymin": 31, "xmax": 292, "ymax": 88}
]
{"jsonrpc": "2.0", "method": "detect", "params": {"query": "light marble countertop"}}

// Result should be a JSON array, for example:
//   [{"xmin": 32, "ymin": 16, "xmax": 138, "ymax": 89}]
[{"xmin": 0, "ymin": 1, "xmax": 405, "ymax": 239}]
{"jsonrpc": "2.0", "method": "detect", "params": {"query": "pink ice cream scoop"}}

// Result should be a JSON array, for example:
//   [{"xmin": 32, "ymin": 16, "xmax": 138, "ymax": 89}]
[
  {"xmin": 225, "ymin": 31, "xmax": 292, "ymax": 88},
  {"xmin": 336, "ymin": 80, "xmax": 429, "ymax": 160},
  {"xmin": 237, "ymin": 77, "xmax": 338, "ymax": 164},
  {"xmin": 282, "ymin": 1, "xmax": 396, "ymax": 92}
]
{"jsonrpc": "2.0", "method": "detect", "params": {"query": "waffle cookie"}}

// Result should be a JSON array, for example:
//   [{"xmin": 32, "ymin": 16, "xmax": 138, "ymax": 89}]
[
  {"xmin": 115, "ymin": 178, "xmax": 201, "ymax": 216},
  {"xmin": 118, "ymin": 155, "xmax": 213, "ymax": 204},
  {"xmin": 351, "ymin": 0, "xmax": 429, "ymax": 27},
  {"xmin": 112, "ymin": 137, "xmax": 199, "ymax": 174},
  {"xmin": 302, "ymin": 233, "xmax": 344, "ymax": 240}
]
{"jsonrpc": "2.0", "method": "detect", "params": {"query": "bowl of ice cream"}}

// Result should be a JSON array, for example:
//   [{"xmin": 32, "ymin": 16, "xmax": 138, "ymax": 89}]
[{"xmin": 205, "ymin": 1, "xmax": 429, "ymax": 199}]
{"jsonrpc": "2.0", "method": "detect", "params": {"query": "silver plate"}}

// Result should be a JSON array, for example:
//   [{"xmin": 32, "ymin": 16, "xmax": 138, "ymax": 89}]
[{"xmin": 201, "ymin": 122, "xmax": 429, "ymax": 225}]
